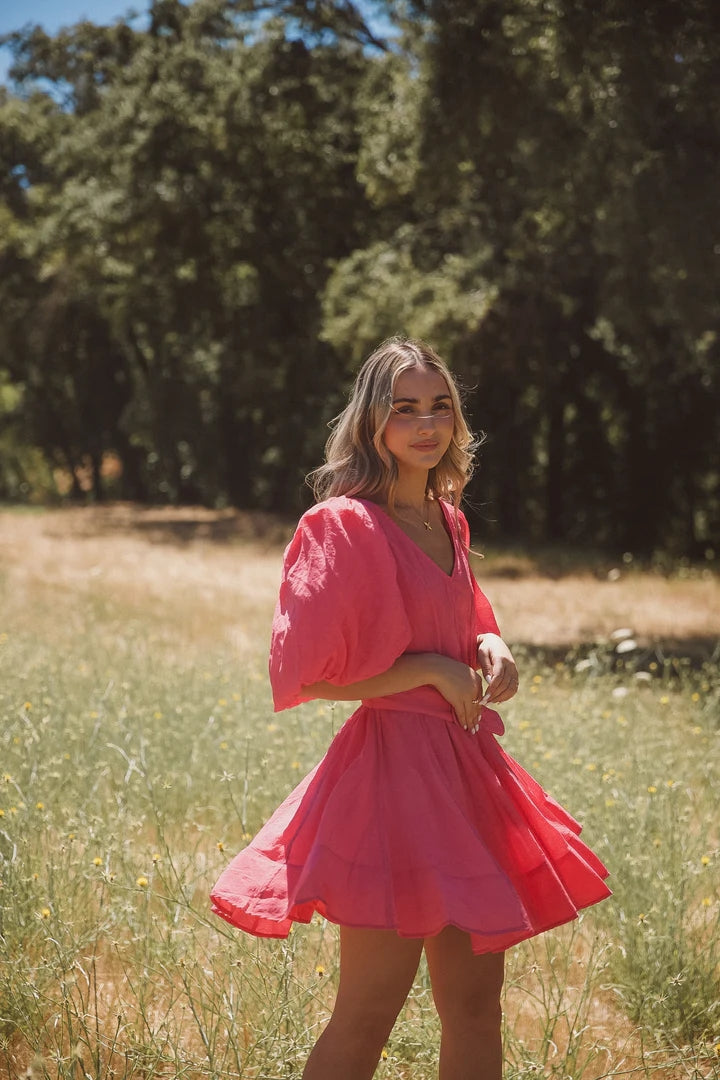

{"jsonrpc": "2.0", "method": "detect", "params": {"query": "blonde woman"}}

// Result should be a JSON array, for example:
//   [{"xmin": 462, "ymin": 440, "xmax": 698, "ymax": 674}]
[{"xmin": 211, "ymin": 338, "xmax": 610, "ymax": 1080}]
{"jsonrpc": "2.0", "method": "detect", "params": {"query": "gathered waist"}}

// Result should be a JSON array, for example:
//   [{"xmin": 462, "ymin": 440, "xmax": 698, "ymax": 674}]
[{"xmin": 360, "ymin": 685, "xmax": 504, "ymax": 736}]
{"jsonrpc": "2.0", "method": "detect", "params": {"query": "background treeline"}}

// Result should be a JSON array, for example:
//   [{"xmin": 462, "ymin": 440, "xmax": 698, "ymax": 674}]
[{"xmin": 1, "ymin": 0, "xmax": 719, "ymax": 554}]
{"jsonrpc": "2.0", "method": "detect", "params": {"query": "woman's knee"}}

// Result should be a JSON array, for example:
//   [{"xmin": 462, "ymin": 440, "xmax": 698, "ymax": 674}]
[
  {"xmin": 329, "ymin": 999, "xmax": 402, "ymax": 1048},
  {"xmin": 436, "ymin": 988, "xmax": 503, "ymax": 1034},
  {"xmin": 428, "ymin": 940, "xmax": 505, "ymax": 1032}
]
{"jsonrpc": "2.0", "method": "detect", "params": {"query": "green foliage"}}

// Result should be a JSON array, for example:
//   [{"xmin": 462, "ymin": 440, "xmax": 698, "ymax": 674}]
[{"xmin": 0, "ymin": 0, "xmax": 719, "ymax": 550}]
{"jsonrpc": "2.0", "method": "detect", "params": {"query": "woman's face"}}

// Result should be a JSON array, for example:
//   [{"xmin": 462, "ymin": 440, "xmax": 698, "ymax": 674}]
[{"xmin": 382, "ymin": 364, "xmax": 455, "ymax": 478}]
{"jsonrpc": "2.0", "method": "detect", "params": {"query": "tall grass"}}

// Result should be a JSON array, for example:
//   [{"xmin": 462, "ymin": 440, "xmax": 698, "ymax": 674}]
[{"xmin": 0, "ymin": 536, "xmax": 719, "ymax": 1078}]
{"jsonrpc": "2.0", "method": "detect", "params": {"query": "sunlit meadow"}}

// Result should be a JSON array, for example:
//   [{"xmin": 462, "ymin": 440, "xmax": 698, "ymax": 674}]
[{"xmin": 0, "ymin": 507, "xmax": 719, "ymax": 1079}]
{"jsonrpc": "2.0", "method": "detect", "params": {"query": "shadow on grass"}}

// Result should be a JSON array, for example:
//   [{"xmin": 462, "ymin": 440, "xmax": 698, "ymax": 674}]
[
  {"xmin": 39, "ymin": 502, "xmax": 296, "ymax": 547},
  {"xmin": 514, "ymin": 635, "xmax": 720, "ymax": 671},
  {"xmin": 26, "ymin": 503, "xmax": 720, "ymax": 577}
]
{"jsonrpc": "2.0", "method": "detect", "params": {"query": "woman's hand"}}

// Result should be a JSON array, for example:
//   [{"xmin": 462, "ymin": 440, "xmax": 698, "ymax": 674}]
[
  {"xmin": 476, "ymin": 634, "xmax": 519, "ymax": 704},
  {"xmin": 429, "ymin": 655, "xmax": 485, "ymax": 734}
]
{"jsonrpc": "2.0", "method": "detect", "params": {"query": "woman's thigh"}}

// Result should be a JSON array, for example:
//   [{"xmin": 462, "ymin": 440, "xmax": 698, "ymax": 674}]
[
  {"xmin": 424, "ymin": 926, "xmax": 505, "ymax": 1027},
  {"xmin": 332, "ymin": 926, "xmax": 425, "ymax": 1025}
]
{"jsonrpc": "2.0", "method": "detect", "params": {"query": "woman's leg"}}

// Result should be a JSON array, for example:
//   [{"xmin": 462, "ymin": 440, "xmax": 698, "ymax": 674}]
[
  {"xmin": 302, "ymin": 926, "xmax": 424, "ymax": 1080},
  {"xmin": 424, "ymin": 926, "xmax": 505, "ymax": 1080}
]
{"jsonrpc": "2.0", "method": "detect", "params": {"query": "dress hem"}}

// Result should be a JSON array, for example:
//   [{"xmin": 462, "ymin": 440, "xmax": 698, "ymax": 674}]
[{"xmin": 210, "ymin": 881, "xmax": 611, "ymax": 956}]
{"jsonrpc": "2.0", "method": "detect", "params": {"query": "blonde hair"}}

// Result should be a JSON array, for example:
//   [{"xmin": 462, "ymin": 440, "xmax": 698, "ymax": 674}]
[{"xmin": 308, "ymin": 337, "xmax": 481, "ymax": 515}]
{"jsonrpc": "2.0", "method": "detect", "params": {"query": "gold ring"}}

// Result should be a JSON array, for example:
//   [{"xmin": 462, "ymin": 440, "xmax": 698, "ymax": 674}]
[{"xmin": 471, "ymin": 698, "xmax": 481, "ymax": 704}]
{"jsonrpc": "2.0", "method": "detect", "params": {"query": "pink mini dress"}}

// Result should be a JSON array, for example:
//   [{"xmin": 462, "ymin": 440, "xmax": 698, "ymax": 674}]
[{"xmin": 210, "ymin": 496, "xmax": 610, "ymax": 954}]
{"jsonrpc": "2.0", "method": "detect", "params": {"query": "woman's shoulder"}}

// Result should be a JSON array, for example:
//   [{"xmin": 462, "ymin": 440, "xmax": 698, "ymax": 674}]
[
  {"xmin": 285, "ymin": 496, "xmax": 390, "ymax": 579},
  {"xmin": 299, "ymin": 495, "xmax": 377, "ymax": 532}
]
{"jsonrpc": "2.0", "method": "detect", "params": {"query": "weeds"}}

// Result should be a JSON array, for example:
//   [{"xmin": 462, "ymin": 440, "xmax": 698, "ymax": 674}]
[{"xmin": 0, "ymin": 519, "xmax": 718, "ymax": 1078}]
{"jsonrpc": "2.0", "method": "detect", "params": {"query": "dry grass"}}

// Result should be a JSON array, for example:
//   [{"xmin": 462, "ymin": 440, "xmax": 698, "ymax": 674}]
[
  {"xmin": 485, "ymin": 571, "xmax": 720, "ymax": 649},
  {"xmin": 3, "ymin": 503, "xmax": 718, "ymax": 653}
]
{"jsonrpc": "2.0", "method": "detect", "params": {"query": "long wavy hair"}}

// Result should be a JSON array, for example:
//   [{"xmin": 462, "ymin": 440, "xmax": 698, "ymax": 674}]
[{"xmin": 308, "ymin": 337, "xmax": 481, "ymax": 516}]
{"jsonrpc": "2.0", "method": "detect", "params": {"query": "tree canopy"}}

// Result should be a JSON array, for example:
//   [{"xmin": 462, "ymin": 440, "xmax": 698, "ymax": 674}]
[{"xmin": 1, "ymin": 0, "xmax": 718, "ymax": 554}]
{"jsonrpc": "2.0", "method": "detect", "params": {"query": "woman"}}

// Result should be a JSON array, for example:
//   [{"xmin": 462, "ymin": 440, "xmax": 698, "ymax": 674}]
[{"xmin": 211, "ymin": 337, "xmax": 610, "ymax": 1079}]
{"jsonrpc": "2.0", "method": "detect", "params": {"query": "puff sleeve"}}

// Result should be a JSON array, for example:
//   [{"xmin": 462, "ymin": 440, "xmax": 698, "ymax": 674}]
[
  {"xmin": 269, "ymin": 498, "xmax": 413, "ymax": 712},
  {"xmin": 457, "ymin": 509, "xmax": 502, "ymax": 637}
]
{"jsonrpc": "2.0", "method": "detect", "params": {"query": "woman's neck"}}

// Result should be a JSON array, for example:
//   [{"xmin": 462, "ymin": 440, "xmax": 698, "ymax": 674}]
[{"xmin": 393, "ymin": 473, "xmax": 430, "ymax": 513}]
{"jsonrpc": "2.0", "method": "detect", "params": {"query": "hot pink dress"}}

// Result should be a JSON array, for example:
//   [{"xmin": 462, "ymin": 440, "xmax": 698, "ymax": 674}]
[{"xmin": 211, "ymin": 496, "xmax": 610, "ymax": 954}]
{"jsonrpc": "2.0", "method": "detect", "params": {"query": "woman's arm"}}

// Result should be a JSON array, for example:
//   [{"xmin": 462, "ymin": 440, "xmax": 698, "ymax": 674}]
[{"xmin": 303, "ymin": 652, "xmax": 485, "ymax": 733}]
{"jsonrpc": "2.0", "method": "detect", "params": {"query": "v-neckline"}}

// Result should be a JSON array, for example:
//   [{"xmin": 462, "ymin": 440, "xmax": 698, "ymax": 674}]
[{"xmin": 357, "ymin": 497, "xmax": 457, "ymax": 579}]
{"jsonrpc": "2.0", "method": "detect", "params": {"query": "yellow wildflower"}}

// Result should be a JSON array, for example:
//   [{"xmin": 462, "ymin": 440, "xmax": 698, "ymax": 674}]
[
  {"xmin": 23, "ymin": 701, "xmax": 31, "ymax": 710},
  {"xmin": 701, "ymin": 855, "xmax": 711, "ymax": 866},
  {"xmin": 2, "ymin": 774, "xmax": 11, "ymax": 783},
  {"xmin": 93, "ymin": 857, "xmax": 103, "ymax": 866},
  {"xmin": 152, "ymin": 853, "xmax": 161, "ymax": 863},
  {"xmin": 605, "ymin": 798, "xmax": 616, "ymax": 808},
  {"xmin": 217, "ymin": 842, "xmax": 225, "ymax": 852},
  {"xmin": 660, "ymin": 696, "xmax": 669, "ymax": 705},
  {"xmin": 315, "ymin": 964, "xmax": 325, "ymax": 976},
  {"xmin": 219, "ymin": 741, "xmax": 229, "ymax": 750},
  {"xmin": 585, "ymin": 763, "xmax": 597, "ymax": 772},
  {"xmin": 267, "ymin": 723, "xmax": 278, "ymax": 732},
  {"xmin": 691, "ymin": 692, "xmax": 700, "ymax": 702},
  {"xmin": 637, "ymin": 913, "xmax": 648, "ymax": 924},
  {"xmin": 532, "ymin": 675, "xmax": 543, "ymax": 684},
  {"xmin": 35, "ymin": 802, "xmax": 44, "ymax": 811},
  {"xmin": 381, "ymin": 1049, "xmax": 388, "ymax": 1060},
  {"xmin": 218, "ymin": 698, "xmax": 227, "ymax": 707},
  {"xmin": 0, "ymin": 809, "xmax": 4, "ymax": 818},
  {"xmin": 701, "ymin": 897, "xmax": 712, "ymax": 907},
  {"xmin": 153, "ymin": 711, "xmax": 163, "ymax": 720},
  {"xmin": 291, "ymin": 760, "xmax": 301, "ymax": 768},
  {"xmin": 136, "ymin": 877, "xmax": 149, "ymax": 889},
  {"xmin": 647, "ymin": 786, "xmax": 657, "ymax": 794},
  {"xmin": 40, "ymin": 907, "xmax": 51, "ymax": 919}
]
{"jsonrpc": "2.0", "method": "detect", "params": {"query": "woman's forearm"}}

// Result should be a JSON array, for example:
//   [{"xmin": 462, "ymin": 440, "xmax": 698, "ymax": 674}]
[{"xmin": 302, "ymin": 653, "xmax": 446, "ymax": 702}]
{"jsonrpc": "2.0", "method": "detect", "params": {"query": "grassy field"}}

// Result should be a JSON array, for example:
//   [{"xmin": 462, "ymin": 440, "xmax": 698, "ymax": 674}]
[{"xmin": 0, "ymin": 505, "xmax": 719, "ymax": 1080}]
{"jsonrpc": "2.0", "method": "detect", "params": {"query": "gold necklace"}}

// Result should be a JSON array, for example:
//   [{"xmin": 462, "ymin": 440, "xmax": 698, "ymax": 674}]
[{"xmin": 395, "ymin": 497, "xmax": 432, "ymax": 531}]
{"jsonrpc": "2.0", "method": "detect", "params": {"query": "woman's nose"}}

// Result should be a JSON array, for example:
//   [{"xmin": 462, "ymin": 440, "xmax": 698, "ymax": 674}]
[{"xmin": 416, "ymin": 414, "xmax": 437, "ymax": 433}]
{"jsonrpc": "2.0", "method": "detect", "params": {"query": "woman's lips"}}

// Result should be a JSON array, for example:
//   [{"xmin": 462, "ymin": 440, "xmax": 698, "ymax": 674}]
[{"xmin": 412, "ymin": 441, "xmax": 439, "ymax": 450}]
